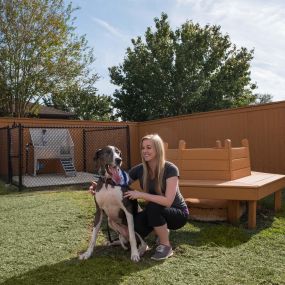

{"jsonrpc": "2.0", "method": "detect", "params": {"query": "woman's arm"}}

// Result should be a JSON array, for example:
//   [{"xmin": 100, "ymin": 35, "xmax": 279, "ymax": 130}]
[
  {"xmin": 124, "ymin": 176, "xmax": 178, "ymax": 207},
  {"xmin": 89, "ymin": 181, "xmax": 97, "ymax": 195}
]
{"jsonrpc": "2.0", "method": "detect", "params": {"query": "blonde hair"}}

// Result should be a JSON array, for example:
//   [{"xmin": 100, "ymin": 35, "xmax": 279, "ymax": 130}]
[{"xmin": 140, "ymin": 134, "xmax": 165, "ymax": 194}]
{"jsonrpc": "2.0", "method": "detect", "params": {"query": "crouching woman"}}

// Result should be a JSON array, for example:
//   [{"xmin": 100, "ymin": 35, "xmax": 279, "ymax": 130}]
[{"xmin": 124, "ymin": 134, "xmax": 189, "ymax": 261}]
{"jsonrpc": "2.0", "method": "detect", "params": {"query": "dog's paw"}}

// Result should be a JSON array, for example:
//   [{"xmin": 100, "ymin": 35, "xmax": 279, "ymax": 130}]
[
  {"xmin": 131, "ymin": 254, "xmax": 140, "ymax": 262},
  {"xmin": 79, "ymin": 251, "xmax": 91, "ymax": 260}
]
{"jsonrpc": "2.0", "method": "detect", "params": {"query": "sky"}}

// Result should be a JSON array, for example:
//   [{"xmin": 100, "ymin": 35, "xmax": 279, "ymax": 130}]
[{"xmin": 70, "ymin": 0, "xmax": 285, "ymax": 102}]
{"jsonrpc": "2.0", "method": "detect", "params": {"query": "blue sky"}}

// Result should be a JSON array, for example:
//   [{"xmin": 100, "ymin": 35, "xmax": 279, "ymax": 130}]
[{"xmin": 70, "ymin": 0, "xmax": 285, "ymax": 102}]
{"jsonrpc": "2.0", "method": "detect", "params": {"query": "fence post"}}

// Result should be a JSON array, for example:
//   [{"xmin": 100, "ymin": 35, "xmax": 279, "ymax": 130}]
[
  {"xmin": 126, "ymin": 125, "xmax": 131, "ymax": 169},
  {"xmin": 83, "ymin": 129, "xmax": 86, "ymax": 172},
  {"xmin": 18, "ymin": 124, "xmax": 23, "ymax": 191},
  {"xmin": 7, "ymin": 127, "xmax": 12, "ymax": 184}
]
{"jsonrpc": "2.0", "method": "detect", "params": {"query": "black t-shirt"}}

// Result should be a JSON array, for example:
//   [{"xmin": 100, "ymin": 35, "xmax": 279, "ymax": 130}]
[{"xmin": 129, "ymin": 161, "xmax": 187, "ymax": 210}]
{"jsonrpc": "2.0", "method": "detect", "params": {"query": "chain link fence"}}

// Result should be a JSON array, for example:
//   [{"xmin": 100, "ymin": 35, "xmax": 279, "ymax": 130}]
[{"xmin": 0, "ymin": 123, "xmax": 130, "ymax": 190}]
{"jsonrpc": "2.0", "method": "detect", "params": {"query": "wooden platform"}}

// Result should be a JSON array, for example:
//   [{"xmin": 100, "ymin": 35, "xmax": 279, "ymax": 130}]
[{"xmin": 179, "ymin": 171, "xmax": 285, "ymax": 228}]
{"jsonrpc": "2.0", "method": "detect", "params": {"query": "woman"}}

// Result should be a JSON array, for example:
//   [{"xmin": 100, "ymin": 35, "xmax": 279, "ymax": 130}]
[{"xmin": 124, "ymin": 134, "xmax": 189, "ymax": 261}]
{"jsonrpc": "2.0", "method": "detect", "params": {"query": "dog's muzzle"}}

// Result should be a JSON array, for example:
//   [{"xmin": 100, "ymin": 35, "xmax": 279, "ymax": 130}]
[
  {"xmin": 106, "ymin": 165, "xmax": 129, "ymax": 186},
  {"xmin": 106, "ymin": 165, "xmax": 121, "ymax": 185}
]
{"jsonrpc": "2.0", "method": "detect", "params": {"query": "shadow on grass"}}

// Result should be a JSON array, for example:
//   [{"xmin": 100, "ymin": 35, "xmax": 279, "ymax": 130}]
[
  {"xmin": 1, "ymin": 245, "xmax": 157, "ymax": 285},
  {"xmin": 171, "ymin": 193, "xmax": 285, "ymax": 249}
]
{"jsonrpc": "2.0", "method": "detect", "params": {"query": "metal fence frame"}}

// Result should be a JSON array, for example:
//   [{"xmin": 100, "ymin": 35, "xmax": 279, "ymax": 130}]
[{"xmin": 0, "ymin": 123, "xmax": 130, "ymax": 191}]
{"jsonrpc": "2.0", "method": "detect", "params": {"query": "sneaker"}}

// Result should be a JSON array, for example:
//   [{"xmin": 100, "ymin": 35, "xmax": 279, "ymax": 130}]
[{"xmin": 151, "ymin": 244, "xmax": 173, "ymax": 261}]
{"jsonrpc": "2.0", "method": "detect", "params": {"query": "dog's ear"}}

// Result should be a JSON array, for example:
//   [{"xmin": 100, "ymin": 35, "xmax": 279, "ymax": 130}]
[
  {"xmin": 94, "ymin": 148, "xmax": 102, "ymax": 161},
  {"xmin": 94, "ymin": 148, "xmax": 105, "ymax": 175}
]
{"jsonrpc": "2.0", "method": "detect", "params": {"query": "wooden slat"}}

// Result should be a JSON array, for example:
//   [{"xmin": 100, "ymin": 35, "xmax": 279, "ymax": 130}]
[
  {"xmin": 231, "ymin": 147, "xmax": 248, "ymax": 159},
  {"xmin": 234, "ymin": 171, "xmax": 284, "ymax": 186},
  {"xmin": 231, "ymin": 158, "xmax": 250, "ymax": 170},
  {"xmin": 181, "ymin": 159, "xmax": 229, "ymax": 171},
  {"xmin": 258, "ymin": 179, "xmax": 285, "ymax": 199},
  {"xmin": 181, "ymin": 148, "xmax": 229, "ymax": 160},
  {"xmin": 180, "ymin": 170, "xmax": 231, "ymax": 180},
  {"xmin": 231, "ymin": 168, "xmax": 251, "ymax": 180},
  {"xmin": 167, "ymin": 159, "xmax": 181, "ymax": 166},
  {"xmin": 179, "ymin": 185, "xmax": 259, "ymax": 200},
  {"xmin": 179, "ymin": 172, "xmax": 285, "ymax": 187}
]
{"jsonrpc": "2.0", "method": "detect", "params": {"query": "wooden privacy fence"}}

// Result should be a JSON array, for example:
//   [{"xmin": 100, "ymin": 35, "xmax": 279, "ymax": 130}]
[{"xmin": 137, "ymin": 100, "xmax": 285, "ymax": 176}]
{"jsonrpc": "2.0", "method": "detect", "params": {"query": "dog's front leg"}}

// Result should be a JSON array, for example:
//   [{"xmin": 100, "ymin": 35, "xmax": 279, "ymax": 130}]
[
  {"xmin": 79, "ymin": 204, "xmax": 103, "ymax": 260},
  {"xmin": 124, "ymin": 211, "xmax": 140, "ymax": 262}
]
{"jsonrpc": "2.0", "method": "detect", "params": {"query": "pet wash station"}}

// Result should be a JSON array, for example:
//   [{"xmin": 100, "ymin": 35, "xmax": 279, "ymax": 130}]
[{"xmin": 29, "ymin": 128, "xmax": 76, "ymax": 177}]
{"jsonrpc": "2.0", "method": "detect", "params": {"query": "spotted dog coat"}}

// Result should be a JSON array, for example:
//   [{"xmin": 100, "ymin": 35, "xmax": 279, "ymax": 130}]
[{"xmin": 79, "ymin": 146, "xmax": 147, "ymax": 262}]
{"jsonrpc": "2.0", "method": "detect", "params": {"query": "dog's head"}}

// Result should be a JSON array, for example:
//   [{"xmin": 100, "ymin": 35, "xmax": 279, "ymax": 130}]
[{"xmin": 94, "ymin": 145, "xmax": 122, "ymax": 183}]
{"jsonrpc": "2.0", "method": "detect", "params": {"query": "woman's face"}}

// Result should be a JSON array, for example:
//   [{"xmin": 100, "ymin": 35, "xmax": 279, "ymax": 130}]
[{"xmin": 141, "ymin": 139, "xmax": 157, "ymax": 163}]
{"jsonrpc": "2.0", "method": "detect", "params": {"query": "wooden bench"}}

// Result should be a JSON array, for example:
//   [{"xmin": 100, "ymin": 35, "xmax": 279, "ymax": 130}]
[{"xmin": 164, "ymin": 139, "xmax": 285, "ymax": 229}]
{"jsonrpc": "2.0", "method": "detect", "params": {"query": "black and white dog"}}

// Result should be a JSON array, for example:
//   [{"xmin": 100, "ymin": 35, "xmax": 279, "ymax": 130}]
[{"xmin": 79, "ymin": 145, "xmax": 147, "ymax": 262}]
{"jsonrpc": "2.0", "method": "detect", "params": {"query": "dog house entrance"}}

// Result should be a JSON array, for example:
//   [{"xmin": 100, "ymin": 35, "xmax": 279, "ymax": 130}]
[{"xmin": 29, "ymin": 128, "xmax": 76, "ymax": 177}]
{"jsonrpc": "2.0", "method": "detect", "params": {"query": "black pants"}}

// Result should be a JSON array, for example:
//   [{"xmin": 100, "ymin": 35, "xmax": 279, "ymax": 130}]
[{"xmin": 134, "ymin": 202, "xmax": 188, "ymax": 238}]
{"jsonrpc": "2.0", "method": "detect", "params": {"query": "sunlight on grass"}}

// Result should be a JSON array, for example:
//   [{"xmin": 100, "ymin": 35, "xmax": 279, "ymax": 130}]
[{"xmin": 0, "ymin": 185, "xmax": 285, "ymax": 285}]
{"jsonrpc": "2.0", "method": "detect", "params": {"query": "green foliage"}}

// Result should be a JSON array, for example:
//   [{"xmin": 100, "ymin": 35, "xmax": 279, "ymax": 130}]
[
  {"xmin": 0, "ymin": 0, "xmax": 112, "ymax": 120},
  {"xmin": 110, "ymin": 13, "xmax": 260, "ymax": 121},
  {"xmin": 43, "ymin": 82, "xmax": 113, "ymax": 120}
]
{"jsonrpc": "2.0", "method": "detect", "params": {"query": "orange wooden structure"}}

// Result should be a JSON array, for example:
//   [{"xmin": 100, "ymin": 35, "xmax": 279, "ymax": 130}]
[
  {"xmin": 164, "ymin": 138, "xmax": 251, "ymax": 180},
  {"xmin": 164, "ymin": 139, "xmax": 285, "ymax": 228}
]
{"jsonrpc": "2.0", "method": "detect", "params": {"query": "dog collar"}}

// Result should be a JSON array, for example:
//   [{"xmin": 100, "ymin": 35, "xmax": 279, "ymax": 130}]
[{"xmin": 118, "ymin": 169, "xmax": 130, "ymax": 186}]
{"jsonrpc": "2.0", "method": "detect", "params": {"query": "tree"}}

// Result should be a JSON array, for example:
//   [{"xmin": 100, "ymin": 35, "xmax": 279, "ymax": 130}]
[
  {"xmin": 110, "ymin": 13, "xmax": 259, "ymax": 121},
  {"xmin": 43, "ymin": 83, "xmax": 113, "ymax": 120},
  {"xmin": 254, "ymin": 93, "xmax": 273, "ymax": 104},
  {"xmin": 0, "ymin": 0, "xmax": 112, "ymax": 119}
]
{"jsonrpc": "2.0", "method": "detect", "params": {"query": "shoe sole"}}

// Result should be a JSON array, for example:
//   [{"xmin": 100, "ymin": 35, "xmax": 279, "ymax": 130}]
[{"xmin": 151, "ymin": 251, "xmax": 173, "ymax": 261}]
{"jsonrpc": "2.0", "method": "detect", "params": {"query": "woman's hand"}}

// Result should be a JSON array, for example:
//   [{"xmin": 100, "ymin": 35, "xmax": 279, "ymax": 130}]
[
  {"xmin": 89, "ymin": 181, "xmax": 97, "ymax": 196},
  {"xmin": 124, "ymin": 190, "xmax": 142, "ymax": 200}
]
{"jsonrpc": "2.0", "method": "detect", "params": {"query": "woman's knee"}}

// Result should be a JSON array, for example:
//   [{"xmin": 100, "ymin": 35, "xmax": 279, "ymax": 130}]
[
  {"xmin": 134, "ymin": 211, "xmax": 152, "ymax": 238},
  {"xmin": 145, "ymin": 202, "xmax": 164, "ymax": 216},
  {"xmin": 145, "ymin": 202, "xmax": 167, "ymax": 227}
]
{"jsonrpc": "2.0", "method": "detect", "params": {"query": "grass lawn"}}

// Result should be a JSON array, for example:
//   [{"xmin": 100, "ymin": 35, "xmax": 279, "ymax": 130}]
[{"xmin": 0, "ymin": 181, "xmax": 285, "ymax": 285}]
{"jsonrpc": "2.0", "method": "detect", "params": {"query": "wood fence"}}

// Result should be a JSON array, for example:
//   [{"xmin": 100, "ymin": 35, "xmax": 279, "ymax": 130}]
[{"xmin": 1, "ymin": 100, "xmax": 285, "ymax": 175}]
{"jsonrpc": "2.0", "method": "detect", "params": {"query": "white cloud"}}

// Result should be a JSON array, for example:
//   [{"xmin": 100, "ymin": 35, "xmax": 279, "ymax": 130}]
[{"xmin": 91, "ymin": 17, "xmax": 128, "ymax": 41}]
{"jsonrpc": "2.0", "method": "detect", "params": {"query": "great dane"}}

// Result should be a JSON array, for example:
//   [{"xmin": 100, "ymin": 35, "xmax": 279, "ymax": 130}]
[{"xmin": 79, "ymin": 146, "xmax": 147, "ymax": 262}]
